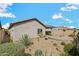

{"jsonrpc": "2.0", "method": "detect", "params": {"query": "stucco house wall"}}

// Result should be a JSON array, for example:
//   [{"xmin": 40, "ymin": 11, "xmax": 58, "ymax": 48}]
[{"xmin": 10, "ymin": 20, "xmax": 46, "ymax": 42}]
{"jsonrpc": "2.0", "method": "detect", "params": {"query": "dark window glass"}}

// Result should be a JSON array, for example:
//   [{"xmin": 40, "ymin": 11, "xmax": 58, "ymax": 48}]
[{"xmin": 38, "ymin": 29, "xmax": 42, "ymax": 34}]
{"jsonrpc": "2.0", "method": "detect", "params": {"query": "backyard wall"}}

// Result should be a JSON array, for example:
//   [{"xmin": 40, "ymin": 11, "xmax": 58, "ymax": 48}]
[{"xmin": 0, "ymin": 29, "xmax": 10, "ymax": 43}]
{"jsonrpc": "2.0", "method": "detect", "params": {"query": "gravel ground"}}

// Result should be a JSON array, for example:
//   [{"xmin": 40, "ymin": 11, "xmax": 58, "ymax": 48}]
[{"xmin": 25, "ymin": 30, "xmax": 75, "ymax": 56}]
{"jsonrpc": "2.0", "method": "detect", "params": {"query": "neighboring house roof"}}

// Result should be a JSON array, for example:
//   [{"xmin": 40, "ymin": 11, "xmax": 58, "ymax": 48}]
[{"xmin": 9, "ymin": 18, "xmax": 55, "ymax": 29}]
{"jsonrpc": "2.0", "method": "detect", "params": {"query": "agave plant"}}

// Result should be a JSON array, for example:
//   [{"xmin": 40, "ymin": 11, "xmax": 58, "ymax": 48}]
[
  {"xmin": 35, "ymin": 49, "xmax": 44, "ymax": 56},
  {"xmin": 21, "ymin": 34, "xmax": 31, "ymax": 47}
]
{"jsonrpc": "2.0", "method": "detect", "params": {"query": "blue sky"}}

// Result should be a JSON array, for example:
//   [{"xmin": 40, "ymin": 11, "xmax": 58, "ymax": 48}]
[{"xmin": 0, "ymin": 3, "xmax": 79, "ymax": 29}]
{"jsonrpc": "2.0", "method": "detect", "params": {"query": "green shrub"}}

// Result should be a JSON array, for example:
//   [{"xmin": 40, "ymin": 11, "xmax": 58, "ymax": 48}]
[
  {"xmin": 0, "ymin": 42, "xmax": 25, "ymax": 56},
  {"xmin": 35, "ymin": 49, "xmax": 44, "ymax": 56},
  {"xmin": 68, "ymin": 47, "xmax": 79, "ymax": 56},
  {"xmin": 64, "ymin": 43, "xmax": 74, "ymax": 55},
  {"xmin": 63, "ymin": 29, "xmax": 66, "ymax": 32},
  {"xmin": 64, "ymin": 43, "xmax": 74, "ymax": 52},
  {"xmin": 63, "ymin": 43, "xmax": 79, "ymax": 56},
  {"xmin": 21, "ymin": 34, "xmax": 31, "ymax": 47},
  {"xmin": 61, "ymin": 42, "xmax": 66, "ymax": 45}
]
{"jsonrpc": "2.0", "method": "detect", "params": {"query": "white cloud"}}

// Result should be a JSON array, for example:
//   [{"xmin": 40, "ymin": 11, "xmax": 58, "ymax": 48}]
[
  {"xmin": 60, "ymin": 7, "xmax": 65, "ymax": 11},
  {"xmin": 68, "ymin": 26, "xmax": 75, "ymax": 28},
  {"xmin": 65, "ymin": 19, "xmax": 72, "ymax": 23},
  {"xmin": 0, "ymin": 3, "xmax": 16, "ymax": 18},
  {"xmin": 52, "ymin": 13, "xmax": 63, "ymax": 19},
  {"xmin": 69, "ymin": 5, "xmax": 78, "ymax": 9},
  {"xmin": 0, "ymin": 3, "xmax": 12, "ymax": 10},
  {"xmin": 66, "ymin": 3, "xmax": 79, "ymax": 6},
  {"xmin": 0, "ymin": 12, "xmax": 16, "ymax": 18},
  {"xmin": 52, "ymin": 13, "xmax": 73, "ymax": 24},
  {"xmin": 60, "ymin": 3, "xmax": 79, "ymax": 11},
  {"xmin": 2, "ymin": 23, "xmax": 10, "ymax": 29}
]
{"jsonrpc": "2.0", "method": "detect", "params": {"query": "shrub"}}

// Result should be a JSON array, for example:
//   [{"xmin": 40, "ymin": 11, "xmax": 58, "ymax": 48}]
[
  {"xmin": 63, "ymin": 43, "xmax": 79, "ymax": 56},
  {"xmin": 0, "ymin": 42, "xmax": 25, "ymax": 56},
  {"xmin": 64, "ymin": 43, "xmax": 74, "ymax": 54},
  {"xmin": 68, "ymin": 34, "xmax": 74, "ymax": 37},
  {"xmin": 45, "ymin": 38, "xmax": 48, "ymax": 40},
  {"xmin": 21, "ymin": 34, "xmax": 31, "ymax": 47},
  {"xmin": 63, "ymin": 32, "xmax": 79, "ymax": 56},
  {"xmin": 35, "ymin": 49, "xmax": 44, "ymax": 56},
  {"xmin": 61, "ymin": 42, "xmax": 66, "ymax": 45},
  {"xmin": 53, "ymin": 43, "xmax": 57, "ymax": 46},
  {"xmin": 56, "ymin": 48, "xmax": 59, "ymax": 51},
  {"xmin": 63, "ymin": 29, "xmax": 66, "ymax": 32},
  {"xmin": 68, "ymin": 47, "xmax": 79, "ymax": 56}
]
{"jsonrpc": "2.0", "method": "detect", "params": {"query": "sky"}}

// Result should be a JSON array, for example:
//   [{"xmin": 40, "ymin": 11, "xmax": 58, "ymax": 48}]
[{"xmin": 0, "ymin": 3, "xmax": 79, "ymax": 29}]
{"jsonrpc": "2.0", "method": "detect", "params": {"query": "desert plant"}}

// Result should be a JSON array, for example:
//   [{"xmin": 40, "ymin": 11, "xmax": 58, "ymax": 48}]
[
  {"xmin": 61, "ymin": 42, "xmax": 66, "ymax": 45},
  {"xmin": 68, "ymin": 46, "xmax": 79, "ymax": 56},
  {"xmin": 64, "ymin": 43, "xmax": 74, "ymax": 54},
  {"xmin": 0, "ymin": 42, "xmax": 25, "ymax": 56},
  {"xmin": 53, "ymin": 43, "xmax": 57, "ymax": 46},
  {"xmin": 63, "ymin": 32, "xmax": 79, "ymax": 56},
  {"xmin": 63, "ymin": 43, "xmax": 79, "ymax": 56},
  {"xmin": 63, "ymin": 29, "xmax": 66, "ymax": 32},
  {"xmin": 68, "ymin": 34, "xmax": 74, "ymax": 37},
  {"xmin": 45, "ymin": 38, "xmax": 48, "ymax": 40},
  {"xmin": 64, "ymin": 46, "xmax": 79, "ymax": 56},
  {"xmin": 21, "ymin": 34, "xmax": 31, "ymax": 47},
  {"xmin": 35, "ymin": 49, "xmax": 44, "ymax": 56},
  {"xmin": 64, "ymin": 32, "xmax": 79, "ymax": 56}
]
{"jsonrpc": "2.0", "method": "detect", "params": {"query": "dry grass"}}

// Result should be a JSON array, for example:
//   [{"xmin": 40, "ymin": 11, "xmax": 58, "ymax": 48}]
[{"xmin": 25, "ymin": 29, "xmax": 77, "ymax": 56}]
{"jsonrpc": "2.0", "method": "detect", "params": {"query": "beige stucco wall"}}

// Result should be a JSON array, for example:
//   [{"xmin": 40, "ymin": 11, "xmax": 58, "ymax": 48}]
[{"xmin": 10, "ymin": 20, "xmax": 46, "ymax": 42}]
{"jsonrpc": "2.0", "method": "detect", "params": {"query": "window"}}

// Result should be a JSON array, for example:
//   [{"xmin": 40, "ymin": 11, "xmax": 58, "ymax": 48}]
[{"xmin": 38, "ymin": 29, "xmax": 42, "ymax": 34}]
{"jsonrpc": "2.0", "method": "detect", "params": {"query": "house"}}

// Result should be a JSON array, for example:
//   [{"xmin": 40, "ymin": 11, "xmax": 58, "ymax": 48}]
[{"xmin": 9, "ymin": 18, "xmax": 54, "ymax": 42}]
